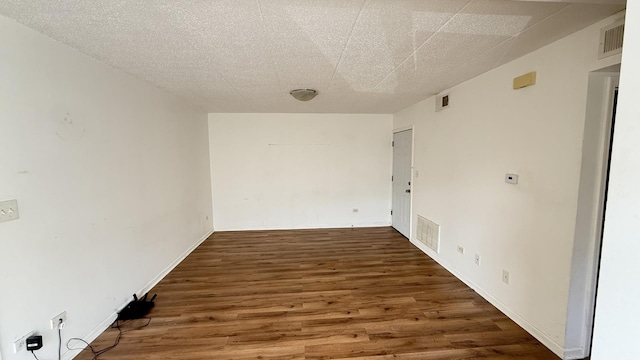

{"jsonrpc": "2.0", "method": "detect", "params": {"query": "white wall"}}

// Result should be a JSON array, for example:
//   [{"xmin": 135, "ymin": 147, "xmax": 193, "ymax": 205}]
[
  {"xmin": 393, "ymin": 13, "xmax": 624, "ymax": 358},
  {"xmin": 591, "ymin": 2, "xmax": 640, "ymax": 359},
  {"xmin": 209, "ymin": 113, "xmax": 392, "ymax": 230},
  {"xmin": 0, "ymin": 15, "xmax": 213, "ymax": 360}
]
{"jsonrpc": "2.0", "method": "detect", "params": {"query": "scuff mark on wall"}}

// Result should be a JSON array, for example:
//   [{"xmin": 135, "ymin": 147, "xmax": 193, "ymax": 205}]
[{"xmin": 54, "ymin": 110, "xmax": 85, "ymax": 141}]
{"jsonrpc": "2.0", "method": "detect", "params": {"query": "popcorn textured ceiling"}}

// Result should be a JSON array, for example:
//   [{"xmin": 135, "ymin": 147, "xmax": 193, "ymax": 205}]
[{"xmin": 0, "ymin": 0, "xmax": 624, "ymax": 114}]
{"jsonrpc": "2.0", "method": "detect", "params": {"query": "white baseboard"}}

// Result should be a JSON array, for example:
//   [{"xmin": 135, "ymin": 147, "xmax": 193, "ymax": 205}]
[
  {"xmin": 408, "ymin": 238, "xmax": 566, "ymax": 359},
  {"xmin": 63, "ymin": 229, "xmax": 215, "ymax": 360},
  {"xmin": 63, "ymin": 312, "xmax": 119, "ymax": 360},
  {"xmin": 215, "ymin": 223, "xmax": 392, "ymax": 231},
  {"xmin": 564, "ymin": 347, "xmax": 587, "ymax": 359},
  {"xmin": 137, "ymin": 229, "xmax": 214, "ymax": 297}
]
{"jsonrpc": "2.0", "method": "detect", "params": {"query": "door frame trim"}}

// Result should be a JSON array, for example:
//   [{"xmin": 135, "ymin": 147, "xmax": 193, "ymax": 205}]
[
  {"xmin": 565, "ymin": 69, "xmax": 619, "ymax": 359},
  {"xmin": 392, "ymin": 126, "xmax": 415, "ymax": 240},
  {"xmin": 393, "ymin": 125, "xmax": 414, "ymax": 133},
  {"xmin": 586, "ymin": 76, "xmax": 619, "ymax": 356}
]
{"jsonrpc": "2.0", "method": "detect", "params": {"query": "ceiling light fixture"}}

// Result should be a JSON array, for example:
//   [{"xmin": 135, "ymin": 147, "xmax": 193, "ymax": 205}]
[{"xmin": 290, "ymin": 89, "xmax": 318, "ymax": 101}]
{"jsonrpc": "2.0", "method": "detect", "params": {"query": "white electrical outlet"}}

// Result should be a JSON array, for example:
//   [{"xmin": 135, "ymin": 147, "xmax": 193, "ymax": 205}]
[
  {"xmin": 50, "ymin": 311, "xmax": 67, "ymax": 329},
  {"xmin": 475, "ymin": 254, "xmax": 481, "ymax": 266},
  {"xmin": 502, "ymin": 270, "xmax": 510, "ymax": 284},
  {"xmin": 456, "ymin": 245, "xmax": 464, "ymax": 254},
  {"xmin": 13, "ymin": 331, "xmax": 33, "ymax": 353},
  {"xmin": 0, "ymin": 199, "xmax": 19, "ymax": 224}
]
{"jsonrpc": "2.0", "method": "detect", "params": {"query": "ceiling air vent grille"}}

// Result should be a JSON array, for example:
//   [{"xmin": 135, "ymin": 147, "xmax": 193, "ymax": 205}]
[{"xmin": 599, "ymin": 20, "xmax": 624, "ymax": 60}]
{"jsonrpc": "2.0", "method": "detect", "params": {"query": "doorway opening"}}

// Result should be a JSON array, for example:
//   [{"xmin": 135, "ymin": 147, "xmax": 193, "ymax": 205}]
[
  {"xmin": 565, "ymin": 65, "xmax": 620, "ymax": 359},
  {"xmin": 392, "ymin": 129, "xmax": 413, "ymax": 239}
]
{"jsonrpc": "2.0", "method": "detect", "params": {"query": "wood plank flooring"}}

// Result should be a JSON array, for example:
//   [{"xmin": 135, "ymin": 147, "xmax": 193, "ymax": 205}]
[{"xmin": 75, "ymin": 227, "xmax": 560, "ymax": 360}]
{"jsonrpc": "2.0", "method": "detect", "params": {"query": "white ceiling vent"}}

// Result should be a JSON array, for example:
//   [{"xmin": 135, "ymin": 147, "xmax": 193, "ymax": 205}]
[
  {"xmin": 416, "ymin": 215, "xmax": 440, "ymax": 253},
  {"xmin": 599, "ymin": 20, "xmax": 624, "ymax": 60}
]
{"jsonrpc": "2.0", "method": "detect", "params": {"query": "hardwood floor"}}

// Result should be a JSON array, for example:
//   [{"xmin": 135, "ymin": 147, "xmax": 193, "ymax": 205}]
[{"xmin": 76, "ymin": 227, "xmax": 560, "ymax": 360}]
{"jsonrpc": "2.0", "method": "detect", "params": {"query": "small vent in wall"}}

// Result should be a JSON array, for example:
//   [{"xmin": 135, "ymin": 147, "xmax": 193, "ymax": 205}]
[
  {"xmin": 435, "ymin": 93, "xmax": 449, "ymax": 112},
  {"xmin": 417, "ymin": 215, "xmax": 440, "ymax": 253},
  {"xmin": 599, "ymin": 20, "xmax": 624, "ymax": 59}
]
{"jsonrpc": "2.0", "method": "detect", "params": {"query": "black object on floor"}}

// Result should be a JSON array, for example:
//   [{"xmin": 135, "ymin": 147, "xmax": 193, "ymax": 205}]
[{"xmin": 117, "ymin": 293, "xmax": 156, "ymax": 320}]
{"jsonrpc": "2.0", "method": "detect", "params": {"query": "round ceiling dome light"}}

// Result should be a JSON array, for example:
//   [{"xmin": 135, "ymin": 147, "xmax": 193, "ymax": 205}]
[{"xmin": 290, "ymin": 89, "xmax": 318, "ymax": 101}]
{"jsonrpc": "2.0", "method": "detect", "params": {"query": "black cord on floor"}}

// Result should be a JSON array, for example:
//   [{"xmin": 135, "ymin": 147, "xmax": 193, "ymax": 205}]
[{"xmin": 66, "ymin": 318, "xmax": 151, "ymax": 360}]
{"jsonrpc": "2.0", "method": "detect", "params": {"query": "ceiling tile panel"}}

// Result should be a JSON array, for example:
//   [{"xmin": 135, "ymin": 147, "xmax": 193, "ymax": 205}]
[
  {"xmin": 0, "ymin": 0, "xmax": 626, "ymax": 113},
  {"xmin": 345, "ymin": 29, "xmax": 513, "ymax": 113},
  {"xmin": 332, "ymin": 0, "xmax": 469, "ymax": 93},
  {"xmin": 461, "ymin": 0, "xmax": 570, "ymax": 31},
  {"xmin": 380, "ymin": 32, "xmax": 511, "ymax": 94},
  {"xmin": 258, "ymin": 0, "xmax": 364, "ymax": 93},
  {"xmin": 434, "ymin": 37, "xmax": 517, "ymax": 93},
  {"xmin": 440, "ymin": 13, "xmax": 532, "ymax": 37}
]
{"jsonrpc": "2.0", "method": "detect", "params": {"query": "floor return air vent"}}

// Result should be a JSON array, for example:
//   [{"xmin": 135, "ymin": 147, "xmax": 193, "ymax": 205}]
[{"xmin": 416, "ymin": 215, "xmax": 440, "ymax": 253}]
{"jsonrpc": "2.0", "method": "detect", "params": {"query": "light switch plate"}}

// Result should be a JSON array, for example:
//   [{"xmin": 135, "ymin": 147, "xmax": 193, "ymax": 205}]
[
  {"xmin": 502, "ymin": 270, "xmax": 510, "ymax": 284},
  {"xmin": 505, "ymin": 174, "xmax": 519, "ymax": 185},
  {"xmin": 0, "ymin": 199, "xmax": 19, "ymax": 223}
]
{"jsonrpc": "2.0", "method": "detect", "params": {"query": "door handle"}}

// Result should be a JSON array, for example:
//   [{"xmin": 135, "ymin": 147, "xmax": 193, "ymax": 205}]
[{"xmin": 405, "ymin": 189, "xmax": 411, "ymax": 193}]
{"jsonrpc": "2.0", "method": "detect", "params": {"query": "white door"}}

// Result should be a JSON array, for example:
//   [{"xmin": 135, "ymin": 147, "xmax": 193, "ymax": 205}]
[{"xmin": 392, "ymin": 129, "xmax": 412, "ymax": 238}]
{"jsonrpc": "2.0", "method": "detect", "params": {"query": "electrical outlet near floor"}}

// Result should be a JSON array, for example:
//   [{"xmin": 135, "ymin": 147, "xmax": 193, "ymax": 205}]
[
  {"xmin": 13, "ymin": 331, "xmax": 34, "ymax": 353},
  {"xmin": 474, "ymin": 254, "xmax": 481, "ymax": 266},
  {"xmin": 502, "ymin": 270, "xmax": 510, "ymax": 284},
  {"xmin": 50, "ymin": 311, "xmax": 67, "ymax": 329},
  {"xmin": 456, "ymin": 245, "xmax": 464, "ymax": 254},
  {"xmin": 0, "ymin": 199, "xmax": 19, "ymax": 224}
]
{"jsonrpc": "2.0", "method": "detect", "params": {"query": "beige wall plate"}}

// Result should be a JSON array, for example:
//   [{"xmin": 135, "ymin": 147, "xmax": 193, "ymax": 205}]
[{"xmin": 513, "ymin": 72, "xmax": 537, "ymax": 89}]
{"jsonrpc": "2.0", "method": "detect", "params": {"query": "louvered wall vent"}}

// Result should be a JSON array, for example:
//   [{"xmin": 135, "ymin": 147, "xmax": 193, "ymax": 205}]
[
  {"xmin": 416, "ymin": 215, "xmax": 440, "ymax": 253},
  {"xmin": 435, "ymin": 93, "xmax": 449, "ymax": 112},
  {"xmin": 599, "ymin": 20, "xmax": 624, "ymax": 59}
]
